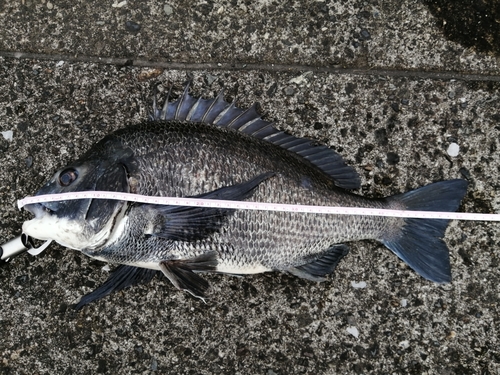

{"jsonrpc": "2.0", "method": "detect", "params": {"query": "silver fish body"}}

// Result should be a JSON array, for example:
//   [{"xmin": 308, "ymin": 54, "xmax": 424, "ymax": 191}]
[{"xmin": 22, "ymin": 85, "xmax": 468, "ymax": 307}]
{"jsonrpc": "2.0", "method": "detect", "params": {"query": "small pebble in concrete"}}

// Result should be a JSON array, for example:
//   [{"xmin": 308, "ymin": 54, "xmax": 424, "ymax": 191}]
[
  {"xmin": 164, "ymin": 4, "xmax": 173, "ymax": 16},
  {"xmin": 284, "ymin": 86, "xmax": 296, "ymax": 96},
  {"xmin": 347, "ymin": 326, "xmax": 359, "ymax": 338},
  {"xmin": 360, "ymin": 29, "xmax": 371, "ymax": 40},
  {"xmin": 288, "ymin": 71, "xmax": 312, "ymax": 85},
  {"xmin": 447, "ymin": 142, "xmax": 460, "ymax": 157},
  {"xmin": 399, "ymin": 340, "xmax": 410, "ymax": 349},
  {"xmin": 17, "ymin": 121, "xmax": 29, "ymax": 132},
  {"xmin": 387, "ymin": 152, "xmax": 400, "ymax": 165},
  {"xmin": 351, "ymin": 281, "xmax": 367, "ymax": 289},
  {"xmin": 150, "ymin": 357, "xmax": 158, "ymax": 371},
  {"xmin": 204, "ymin": 73, "xmax": 217, "ymax": 86},
  {"xmin": 125, "ymin": 20, "xmax": 141, "ymax": 33},
  {"xmin": 112, "ymin": 1, "xmax": 127, "ymax": 8},
  {"xmin": 1, "ymin": 130, "xmax": 13, "ymax": 141}
]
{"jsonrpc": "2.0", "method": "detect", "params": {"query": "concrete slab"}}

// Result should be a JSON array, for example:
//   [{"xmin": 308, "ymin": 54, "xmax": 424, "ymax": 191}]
[
  {"xmin": 0, "ymin": 0, "xmax": 498, "ymax": 73},
  {"xmin": 0, "ymin": 0, "xmax": 499, "ymax": 374}
]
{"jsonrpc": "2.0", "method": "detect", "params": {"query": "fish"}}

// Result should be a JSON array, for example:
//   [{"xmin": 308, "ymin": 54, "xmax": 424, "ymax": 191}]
[{"xmin": 22, "ymin": 83, "xmax": 468, "ymax": 309}]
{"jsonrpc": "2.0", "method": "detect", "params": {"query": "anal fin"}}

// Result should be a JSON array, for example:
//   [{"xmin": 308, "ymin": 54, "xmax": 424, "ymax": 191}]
[
  {"xmin": 74, "ymin": 265, "xmax": 158, "ymax": 310},
  {"xmin": 288, "ymin": 244, "xmax": 349, "ymax": 282},
  {"xmin": 159, "ymin": 251, "xmax": 218, "ymax": 300}
]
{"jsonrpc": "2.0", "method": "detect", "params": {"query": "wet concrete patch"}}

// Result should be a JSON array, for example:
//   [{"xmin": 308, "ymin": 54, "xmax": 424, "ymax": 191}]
[{"xmin": 423, "ymin": 0, "xmax": 500, "ymax": 56}]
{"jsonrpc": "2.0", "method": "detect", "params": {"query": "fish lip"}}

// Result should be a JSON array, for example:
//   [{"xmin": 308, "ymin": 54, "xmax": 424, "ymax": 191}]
[{"xmin": 24, "ymin": 202, "xmax": 55, "ymax": 218}]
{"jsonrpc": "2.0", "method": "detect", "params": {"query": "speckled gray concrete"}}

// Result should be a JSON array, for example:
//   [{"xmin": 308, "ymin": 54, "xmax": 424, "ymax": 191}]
[
  {"xmin": 1, "ymin": 0, "xmax": 499, "ymax": 74},
  {"xmin": 0, "ymin": 1, "xmax": 499, "ymax": 375}
]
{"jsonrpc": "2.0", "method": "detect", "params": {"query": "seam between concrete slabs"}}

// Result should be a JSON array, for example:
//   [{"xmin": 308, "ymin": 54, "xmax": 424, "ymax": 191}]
[{"xmin": 1, "ymin": 51, "xmax": 499, "ymax": 82}]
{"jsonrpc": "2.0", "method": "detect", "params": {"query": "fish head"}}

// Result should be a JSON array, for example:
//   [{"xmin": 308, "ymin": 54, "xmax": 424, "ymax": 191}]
[{"xmin": 22, "ymin": 155, "xmax": 131, "ymax": 251}]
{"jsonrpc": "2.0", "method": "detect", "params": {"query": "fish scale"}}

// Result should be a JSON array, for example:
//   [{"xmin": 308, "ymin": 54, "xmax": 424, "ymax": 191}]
[
  {"xmin": 21, "ymin": 84, "xmax": 468, "ymax": 308},
  {"xmin": 85, "ymin": 121, "xmax": 389, "ymax": 266}
]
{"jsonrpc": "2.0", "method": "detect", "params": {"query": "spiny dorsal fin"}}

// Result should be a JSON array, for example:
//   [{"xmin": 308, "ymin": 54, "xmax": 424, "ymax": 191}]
[{"xmin": 151, "ymin": 82, "xmax": 361, "ymax": 190}]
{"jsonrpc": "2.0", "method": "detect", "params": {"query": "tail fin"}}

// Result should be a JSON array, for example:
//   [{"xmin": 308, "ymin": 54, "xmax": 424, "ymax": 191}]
[{"xmin": 382, "ymin": 179, "xmax": 468, "ymax": 283}]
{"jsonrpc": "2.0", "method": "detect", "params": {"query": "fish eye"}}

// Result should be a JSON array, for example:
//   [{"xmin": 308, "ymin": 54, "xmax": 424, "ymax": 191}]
[{"xmin": 58, "ymin": 168, "xmax": 78, "ymax": 186}]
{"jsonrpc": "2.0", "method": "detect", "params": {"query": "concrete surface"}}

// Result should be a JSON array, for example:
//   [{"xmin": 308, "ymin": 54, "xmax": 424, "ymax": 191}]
[{"xmin": 0, "ymin": 0, "xmax": 499, "ymax": 374}]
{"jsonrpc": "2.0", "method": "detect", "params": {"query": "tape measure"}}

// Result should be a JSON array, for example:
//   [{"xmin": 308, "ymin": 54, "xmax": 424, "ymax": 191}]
[{"xmin": 17, "ymin": 191, "xmax": 500, "ymax": 222}]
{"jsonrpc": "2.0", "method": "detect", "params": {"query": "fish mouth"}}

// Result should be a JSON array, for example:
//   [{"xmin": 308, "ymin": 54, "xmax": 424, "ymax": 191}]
[{"xmin": 24, "ymin": 202, "xmax": 55, "ymax": 218}]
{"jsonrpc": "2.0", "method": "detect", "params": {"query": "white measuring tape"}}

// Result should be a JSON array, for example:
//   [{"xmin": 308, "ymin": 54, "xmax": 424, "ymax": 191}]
[{"xmin": 17, "ymin": 191, "xmax": 500, "ymax": 221}]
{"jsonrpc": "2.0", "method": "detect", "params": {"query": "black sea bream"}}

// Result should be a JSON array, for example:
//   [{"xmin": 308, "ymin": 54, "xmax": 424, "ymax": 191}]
[{"xmin": 22, "ymin": 84, "xmax": 468, "ymax": 308}]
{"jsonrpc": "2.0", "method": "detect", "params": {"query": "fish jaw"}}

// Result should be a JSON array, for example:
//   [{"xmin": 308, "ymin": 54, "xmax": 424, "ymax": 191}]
[
  {"xmin": 22, "ymin": 201, "xmax": 122, "ymax": 252},
  {"xmin": 22, "ymin": 203, "xmax": 89, "ymax": 250}
]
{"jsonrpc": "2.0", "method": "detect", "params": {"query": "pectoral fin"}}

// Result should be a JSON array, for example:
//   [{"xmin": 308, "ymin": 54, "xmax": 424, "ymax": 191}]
[
  {"xmin": 146, "ymin": 172, "xmax": 274, "ymax": 241},
  {"xmin": 159, "ymin": 251, "xmax": 218, "ymax": 300}
]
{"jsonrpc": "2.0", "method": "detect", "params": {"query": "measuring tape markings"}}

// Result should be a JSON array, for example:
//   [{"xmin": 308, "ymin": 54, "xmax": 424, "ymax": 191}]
[{"xmin": 17, "ymin": 191, "xmax": 500, "ymax": 221}]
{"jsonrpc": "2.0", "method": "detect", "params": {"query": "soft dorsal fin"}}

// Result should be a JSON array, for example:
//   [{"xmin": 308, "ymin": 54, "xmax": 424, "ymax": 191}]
[{"xmin": 151, "ymin": 83, "xmax": 361, "ymax": 190}]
